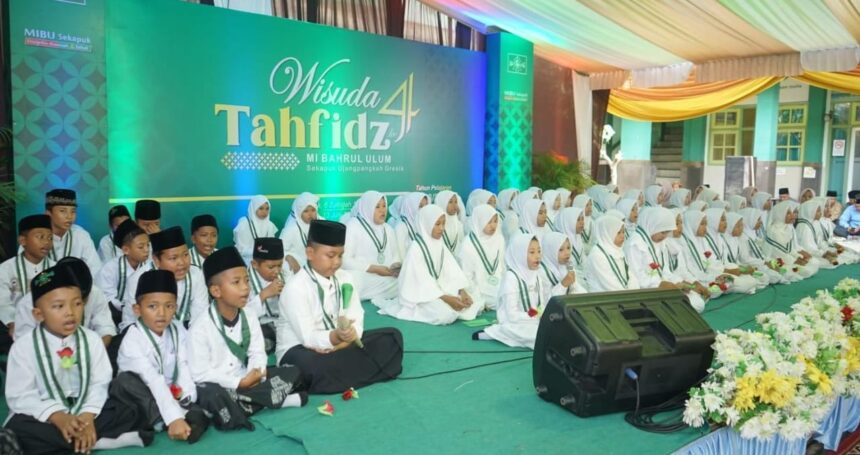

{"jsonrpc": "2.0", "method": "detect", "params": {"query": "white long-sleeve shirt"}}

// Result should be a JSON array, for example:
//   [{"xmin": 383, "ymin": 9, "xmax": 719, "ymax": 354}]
[
  {"xmin": 6, "ymin": 326, "xmax": 111, "ymax": 421},
  {"xmin": 48, "ymin": 225, "xmax": 102, "ymax": 273},
  {"xmin": 14, "ymin": 288, "xmax": 116, "ymax": 340},
  {"xmin": 275, "ymin": 267, "xmax": 364, "ymax": 362},
  {"xmin": 0, "ymin": 254, "xmax": 53, "ymax": 324},
  {"xmin": 118, "ymin": 321, "xmax": 196, "ymax": 425},
  {"xmin": 97, "ymin": 233, "xmax": 123, "ymax": 263},
  {"xmin": 120, "ymin": 266, "xmax": 208, "ymax": 331},
  {"xmin": 94, "ymin": 255, "xmax": 149, "ymax": 310},
  {"xmin": 247, "ymin": 266, "xmax": 282, "ymax": 325},
  {"xmin": 187, "ymin": 305, "xmax": 267, "ymax": 390}
]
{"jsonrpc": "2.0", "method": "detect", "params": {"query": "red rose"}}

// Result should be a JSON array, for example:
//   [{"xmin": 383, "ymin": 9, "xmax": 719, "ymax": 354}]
[
  {"xmin": 169, "ymin": 383, "xmax": 183, "ymax": 400},
  {"xmin": 718, "ymin": 283, "xmax": 729, "ymax": 292},
  {"xmin": 342, "ymin": 387, "xmax": 359, "ymax": 401},
  {"xmin": 704, "ymin": 251, "xmax": 712, "ymax": 259},
  {"xmin": 527, "ymin": 308, "xmax": 539, "ymax": 318},
  {"xmin": 57, "ymin": 347, "xmax": 73, "ymax": 358},
  {"xmin": 649, "ymin": 262, "xmax": 660, "ymax": 270},
  {"xmin": 843, "ymin": 306, "xmax": 854, "ymax": 323},
  {"xmin": 777, "ymin": 258, "xmax": 785, "ymax": 267},
  {"xmin": 318, "ymin": 400, "xmax": 335, "ymax": 416}
]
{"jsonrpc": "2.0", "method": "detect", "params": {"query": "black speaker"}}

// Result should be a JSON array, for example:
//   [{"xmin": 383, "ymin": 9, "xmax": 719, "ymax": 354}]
[{"xmin": 532, "ymin": 289, "xmax": 715, "ymax": 417}]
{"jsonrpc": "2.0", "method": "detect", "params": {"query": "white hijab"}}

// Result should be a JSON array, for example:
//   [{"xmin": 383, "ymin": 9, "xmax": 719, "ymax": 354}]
[
  {"xmin": 586, "ymin": 186, "xmax": 610, "ymax": 213},
  {"xmin": 766, "ymin": 201, "xmax": 795, "ymax": 250},
  {"xmin": 709, "ymin": 200, "xmax": 729, "ymax": 210},
  {"xmin": 556, "ymin": 207, "xmax": 585, "ymax": 264},
  {"xmin": 284, "ymin": 192, "xmax": 319, "ymax": 234},
  {"xmin": 682, "ymin": 210, "xmax": 709, "ymax": 263},
  {"xmin": 246, "ymin": 195, "xmax": 274, "ymax": 236},
  {"xmin": 357, "ymin": 190, "xmax": 387, "ymax": 234},
  {"xmin": 697, "ymin": 188, "xmax": 718, "ymax": 202},
  {"xmin": 616, "ymin": 198, "xmax": 638, "ymax": 222},
  {"xmin": 740, "ymin": 208, "xmax": 763, "ymax": 239},
  {"xmin": 542, "ymin": 190, "xmax": 562, "ymax": 221},
  {"xmin": 518, "ymin": 199, "xmax": 547, "ymax": 238},
  {"xmin": 388, "ymin": 195, "xmax": 403, "ymax": 224},
  {"xmin": 434, "ymin": 190, "xmax": 462, "ymax": 245},
  {"xmin": 400, "ymin": 192, "xmax": 428, "ymax": 233},
  {"xmin": 727, "ymin": 195, "xmax": 747, "ymax": 213},
  {"xmin": 466, "ymin": 189, "xmax": 495, "ymax": 216},
  {"xmin": 416, "ymin": 204, "xmax": 446, "ymax": 259},
  {"xmin": 688, "ymin": 201, "xmax": 707, "ymax": 212},
  {"xmin": 592, "ymin": 215, "xmax": 625, "ymax": 259},
  {"xmin": 751, "ymin": 192, "xmax": 772, "ymax": 211},
  {"xmin": 498, "ymin": 188, "xmax": 519, "ymax": 211},
  {"xmin": 623, "ymin": 189, "xmax": 643, "ymax": 205},
  {"xmin": 704, "ymin": 208, "xmax": 727, "ymax": 259},
  {"xmin": 512, "ymin": 189, "xmax": 539, "ymax": 215},
  {"xmin": 467, "ymin": 204, "xmax": 505, "ymax": 261},
  {"xmin": 505, "ymin": 233, "xmax": 539, "ymax": 283},
  {"xmin": 638, "ymin": 207, "xmax": 676, "ymax": 237},
  {"xmin": 668, "ymin": 188, "xmax": 690, "ymax": 209},
  {"xmin": 556, "ymin": 188, "xmax": 572, "ymax": 208},
  {"xmin": 541, "ymin": 231, "xmax": 570, "ymax": 280},
  {"xmin": 644, "ymin": 185, "xmax": 663, "ymax": 207}
]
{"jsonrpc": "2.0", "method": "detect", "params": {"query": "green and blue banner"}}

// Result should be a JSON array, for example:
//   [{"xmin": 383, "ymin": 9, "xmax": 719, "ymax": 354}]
[{"xmin": 12, "ymin": 0, "xmax": 487, "ymax": 242}]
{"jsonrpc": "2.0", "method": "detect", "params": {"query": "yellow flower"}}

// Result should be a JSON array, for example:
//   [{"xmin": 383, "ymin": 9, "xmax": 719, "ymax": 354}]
[
  {"xmin": 732, "ymin": 375, "xmax": 758, "ymax": 412},
  {"xmin": 805, "ymin": 360, "xmax": 833, "ymax": 395},
  {"xmin": 754, "ymin": 370, "xmax": 798, "ymax": 408},
  {"xmin": 845, "ymin": 338, "xmax": 860, "ymax": 373}
]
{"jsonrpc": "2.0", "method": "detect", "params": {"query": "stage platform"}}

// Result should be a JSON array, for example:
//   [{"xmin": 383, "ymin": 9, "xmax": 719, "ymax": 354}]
[{"xmin": 4, "ymin": 265, "xmax": 859, "ymax": 454}]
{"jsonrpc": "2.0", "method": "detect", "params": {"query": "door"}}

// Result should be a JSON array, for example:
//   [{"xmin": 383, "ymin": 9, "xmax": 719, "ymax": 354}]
[{"xmin": 846, "ymin": 127, "xmax": 860, "ymax": 195}]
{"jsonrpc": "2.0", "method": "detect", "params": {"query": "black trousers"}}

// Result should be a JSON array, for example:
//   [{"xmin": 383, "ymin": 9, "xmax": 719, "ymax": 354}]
[
  {"xmin": 4, "ymin": 387, "xmax": 144, "ymax": 455},
  {"xmin": 110, "ymin": 372, "xmax": 209, "ymax": 443},
  {"xmin": 195, "ymin": 365, "xmax": 302, "ymax": 431},
  {"xmin": 280, "ymin": 327, "xmax": 403, "ymax": 394},
  {"xmin": 261, "ymin": 322, "xmax": 276, "ymax": 355}
]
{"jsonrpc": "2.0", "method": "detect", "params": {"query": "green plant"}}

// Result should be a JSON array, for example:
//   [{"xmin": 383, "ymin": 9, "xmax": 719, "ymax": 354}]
[{"xmin": 531, "ymin": 153, "xmax": 595, "ymax": 192}]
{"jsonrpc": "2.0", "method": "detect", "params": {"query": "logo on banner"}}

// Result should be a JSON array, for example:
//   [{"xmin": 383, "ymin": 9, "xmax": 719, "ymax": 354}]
[
  {"xmin": 506, "ymin": 53, "xmax": 528, "ymax": 75},
  {"xmin": 24, "ymin": 28, "xmax": 92, "ymax": 52},
  {"xmin": 214, "ymin": 57, "xmax": 420, "ymax": 172}
]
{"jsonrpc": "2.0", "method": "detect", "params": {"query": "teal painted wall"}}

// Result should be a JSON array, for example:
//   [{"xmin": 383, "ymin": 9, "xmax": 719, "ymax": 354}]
[
  {"xmin": 620, "ymin": 119, "xmax": 652, "ymax": 160},
  {"xmin": 682, "ymin": 117, "xmax": 707, "ymax": 161},
  {"xmin": 753, "ymin": 85, "xmax": 780, "ymax": 161}
]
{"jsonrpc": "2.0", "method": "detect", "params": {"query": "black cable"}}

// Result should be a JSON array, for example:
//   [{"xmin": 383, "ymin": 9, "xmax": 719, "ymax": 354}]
[
  {"xmin": 397, "ymin": 355, "xmax": 532, "ymax": 380},
  {"xmin": 624, "ymin": 371, "xmax": 715, "ymax": 434}
]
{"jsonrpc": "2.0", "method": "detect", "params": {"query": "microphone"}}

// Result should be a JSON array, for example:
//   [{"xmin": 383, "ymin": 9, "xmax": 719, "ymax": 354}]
[{"xmin": 339, "ymin": 283, "xmax": 364, "ymax": 348}]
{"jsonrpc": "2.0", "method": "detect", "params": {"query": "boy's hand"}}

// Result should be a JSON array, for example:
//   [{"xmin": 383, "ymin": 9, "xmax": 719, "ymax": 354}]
[
  {"xmin": 389, "ymin": 263, "xmax": 402, "ymax": 277},
  {"xmin": 74, "ymin": 413, "xmax": 97, "ymax": 454},
  {"xmin": 335, "ymin": 324, "xmax": 357, "ymax": 344},
  {"xmin": 167, "ymin": 418, "xmax": 192, "ymax": 441},
  {"xmin": 238, "ymin": 368, "xmax": 264, "ymax": 390},
  {"xmin": 459, "ymin": 290, "xmax": 473, "ymax": 308},
  {"xmin": 48, "ymin": 411, "xmax": 79, "ymax": 444},
  {"xmin": 561, "ymin": 271, "xmax": 575, "ymax": 288},
  {"xmin": 285, "ymin": 256, "xmax": 301, "ymax": 274},
  {"xmin": 260, "ymin": 280, "xmax": 284, "ymax": 301}
]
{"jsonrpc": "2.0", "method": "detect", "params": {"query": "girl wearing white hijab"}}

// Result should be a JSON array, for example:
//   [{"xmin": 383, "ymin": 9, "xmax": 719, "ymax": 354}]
[
  {"xmin": 518, "ymin": 199, "xmax": 550, "ymax": 242},
  {"xmin": 623, "ymin": 189, "xmax": 644, "ymax": 207},
  {"xmin": 657, "ymin": 210, "xmax": 711, "ymax": 311},
  {"xmin": 539, "ymin": 232, "xmax": 584, "ymax": 296},
  {"xmin": 343, "ymin": 191, "xmax": 401, "ymax": 301},
  {"xmin": 623, "ymin": 207, "xmax": 677, "ymax": 289},
  {"xmin": 741, "ymin": 186, "xmax": 758, "ymax": 204},
  {"xmin": 387, "ymin": 195, "xmax": 404, "ymax": 229},
  {"xmin": 678, "ymin": 211, "xmax": 731, "ymax": 298},
  {"xmin": 697, "ymin": 188, "xmax": 719, "ymax": 203},
  {"xmin": 434, "ymin": 190, "xmax": 465, "ymax": 256},
  {"xmin": 572, "ymin": 195, "xmax": 594, "ymax": 246},
  {"xmin": 586, "ymin": 186, "xmax": 610, "ymax": 215},
  {"xmin": 584, "ymin": 216, "xmax": 640, "ymax": 292},
  {"xmin": 465, "ymin": 189, "xmax": 496, "ymax": 217},
  {"xmin": 795, "ymin": 200, "xmax": 839, "ymax": 269},
  {"xmin": 395, "ymin": 192, "xmax": 429, "ymax": 259},
  {"xmin": 527, "ymin": 186, "xmax": 543, "ymax": 198},
  {"xmin": 751, "ymin": 192, "xmax": 773, "ymax": 236},
  {"xmin": 377, "ymin": 205, "xmax": 476, "ymax": 325},
  {"xmin": 668, "ymin": 188, "xmax": 691, "ymax": 211},
  {"xmin": 280, "ymin": 192, "xmax": 321, "ymax": 274},
  {"xmin": 542, "ymin": 190, "xmax": 562, "ymax": 229},
  {"xmin": 817, "ymin": 197, "xmax": 858, "ymax": 263},
  {"xmin": 703, "ymin": 208, "xmax": 759, "ymax": 294},
  {"xmin": 761, "ymin": 201, "xmax": 817, "ymax": 279},
  {"xmin": 615, "ymin": 198, "xmax": 639, "ymax": 239},
  {"xmin": 458, "ymin": 204, "xmax": 506, "ymax": 310},
  {"xmin": 556, "ymin": 207, "xmax": 587, "ymax": 273},
  {"xmin": 479, "ymin": 234, "xmax": 551, "ymax": 349},
  {"xmin": 799, "ymin": 188, "xmax": 816, "ymax": 203},
  {"xmin": 688, "ymin": 201, "xmax": 708, "ymax": 213},
  {"xmin": 737, "ymin": 208, "xmax": 786, "ymax": 284},
  {"xmin": 643, "ymin": 185, "xmax": 664, "ymax": 207},
  {"xmin": 556, "ymin": 188, "xmax": 572, "ymax": 209},
  {"xmin": 721, "ymin": 212, "xmax": 769, "ymax": 290},
  {"xmin": 234, "ymin": 195, "xmax": 278, "ymax": 264},
  {"xmin": 708, "ymin": 200, "xmax": 729, "ymax": 211},
  {"xmin": 727, "ymin": 195, "xmax": 747, "ymax": 213},
  {"xmin": 497, "ymin": 188, "xmax": 521, "ymax": 241}
]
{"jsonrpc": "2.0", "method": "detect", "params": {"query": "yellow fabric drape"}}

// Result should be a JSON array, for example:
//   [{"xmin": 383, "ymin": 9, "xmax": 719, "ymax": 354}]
[
  {"xmin": 608, "ymin": 77, "xmax": 784, "ymax": 122},
  {"xmin": 793, "ymin": 69, "xmax": 860, "ymax": 95}
]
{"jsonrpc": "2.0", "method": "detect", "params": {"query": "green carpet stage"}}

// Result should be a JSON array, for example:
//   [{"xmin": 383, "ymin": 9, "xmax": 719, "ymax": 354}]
[{"xmin": 4, "ymin": 265, "xmax": 858, "ymax": 454}]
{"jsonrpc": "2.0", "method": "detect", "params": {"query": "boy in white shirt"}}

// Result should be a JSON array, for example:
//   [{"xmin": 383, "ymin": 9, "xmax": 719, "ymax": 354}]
[
  {"xmin": 247, "ymin": 237, "xmax": 284, "ymax": 353},
  {"xmin": 188, "ymin": 247, "xmax": 306, "ymax": 431},
  {"xmin": 277, "ymin": 220, "xmax": 403, "ymax": 394},
  {"xmin": 43, "ymin": 189, "xmax": 101, "ymax": 271},
  {"xmin": 97, "ymin": 205, "xmax": 130, "ymax": 263},
  {"xmin": 117, "ymin": 269, "xmax": 209, "ymax": 444},
  {"xmin": 4, "ymin": 264, "xmax": 152, "ymax": 453},
  {"xmin": 95, "ymin": 219, "xmax": 150, "ymax": 326},
  {"xmin": 189, "ymin": 214, "xmax": 218, "ymax": 268},
  {"xmin": 134, "ymin": 199, "xmax": 161, "ymax": 235}
]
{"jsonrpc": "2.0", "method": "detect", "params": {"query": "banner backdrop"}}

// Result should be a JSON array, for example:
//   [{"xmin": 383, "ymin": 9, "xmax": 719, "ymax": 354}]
[{"xmin": 106, "ymin": 0, "xmax": 486, "ymax": 241}]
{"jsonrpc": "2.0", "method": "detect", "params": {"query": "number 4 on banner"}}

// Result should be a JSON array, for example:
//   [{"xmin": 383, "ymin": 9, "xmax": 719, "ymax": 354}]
[{"xmin": 378, "ymin": 73, "xmax": 420, "ymax": 142}]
